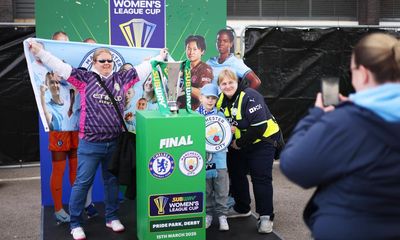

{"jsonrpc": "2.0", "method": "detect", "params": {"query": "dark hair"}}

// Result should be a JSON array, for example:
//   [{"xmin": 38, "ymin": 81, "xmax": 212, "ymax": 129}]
[
  {"xmin": 118, "ymin": 63, "xmax": 133, "ymax": 73},
  {"xmin": 217, "ymin": 29, "xmax": 234, "ymax": 43},
  {"xmin": 353, "ymin": 33, "xmax": 400, "ymax": 84},
  {"xmin": 185, "ymin": 35, "xmax": 207, "ymax": 52}
]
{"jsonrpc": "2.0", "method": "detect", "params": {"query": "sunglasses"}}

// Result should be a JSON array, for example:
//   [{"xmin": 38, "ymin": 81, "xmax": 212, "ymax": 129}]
[{"xmin": 96, "ymin": 59, "xmax": 113, "ymax": 63}]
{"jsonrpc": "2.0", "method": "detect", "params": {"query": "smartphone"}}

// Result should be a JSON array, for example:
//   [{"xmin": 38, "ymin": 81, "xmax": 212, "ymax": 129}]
[{"xmin": 321, "ymin": 77, "xmax": 339, "ymax": 106}]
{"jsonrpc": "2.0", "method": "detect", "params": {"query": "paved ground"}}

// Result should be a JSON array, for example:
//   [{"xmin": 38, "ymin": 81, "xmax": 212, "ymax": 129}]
[{"xmin": 0, "ymin": 162, "xmax": 314, "ymax": 240}]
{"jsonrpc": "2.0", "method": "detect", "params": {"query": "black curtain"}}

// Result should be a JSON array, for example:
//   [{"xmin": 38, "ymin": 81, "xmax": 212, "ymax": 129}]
[
  {"xmin": 243, "ymin": 27, "xmax": 400, "ymax": 139},
  {"xmin": 0, "ymin": 26, "xmax": 37, "ymax": 165}
]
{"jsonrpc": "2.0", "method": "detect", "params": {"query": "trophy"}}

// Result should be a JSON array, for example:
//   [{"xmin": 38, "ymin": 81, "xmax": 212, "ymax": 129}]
[{"xmin": 151, "ymin": 60, "xmax": 192, "ymax": 114}]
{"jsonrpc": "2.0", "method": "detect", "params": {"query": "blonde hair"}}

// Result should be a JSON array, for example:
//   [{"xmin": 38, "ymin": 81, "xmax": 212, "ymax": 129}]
[
  {"xmin": 353, "ymin": 33, "xmax": 400, "ymax": 83},
  {"xmin": 217, "ymin": 69, "xmax": 238, "ymax": 85},
  {"xmin": 92, "ymin": 48, "xmax": 112, "ymax": 61}
]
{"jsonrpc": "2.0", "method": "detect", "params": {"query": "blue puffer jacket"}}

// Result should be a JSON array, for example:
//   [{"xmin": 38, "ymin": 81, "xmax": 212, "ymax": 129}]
[{"xmin": 280, "ymin": 83, "xmax": 400, "ymax": 240}]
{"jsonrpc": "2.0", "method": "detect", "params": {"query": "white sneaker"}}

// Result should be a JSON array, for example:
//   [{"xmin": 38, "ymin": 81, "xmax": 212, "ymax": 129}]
[
  {"xmin": 106, "ymin": 219, "xmax": 125, "ymax": 232},
  {"xmin": 218, "ymin": 215, "xmax": 229, "ymax": 231},
  {"xmin": 205, "ymin": 215, "xmax": 213, "ymax": 229},
  {"xmin": 70, "ymin": 227, "xmax": 86, "ymax": 240},
  {"xmin": 257, "ymin": 215, "xmax": 273, "ymax": 234},
  {"xmin": 226, "ymin": 207, "xmax": 252, "ymax": 218},
  {"xmin": 54, "ymin": 208, "xmax": 70, "ymax": 223}
]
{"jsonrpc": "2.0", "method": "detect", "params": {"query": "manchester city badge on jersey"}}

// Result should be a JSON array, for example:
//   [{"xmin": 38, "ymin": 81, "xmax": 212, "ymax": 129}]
[
  {"xmin": 149, "ymin": 152, "xmax": 175, "ymax": 179},
  {"xmin": 114, "ymin": 82, "xmax": 120, "ymax": 91},
  {"xmin": 179, "ymin": 151, "xmax": 203, "ymax": 177},
  {"xmin": 57, "ymin": 140, "xmax": 63, "ymax": 147},
  {"xmin": 231, "ymin": 107, "xmax": 238, "ymax": 116},
  {"xmin": 205, "ymin": 114, "xmax": 233, "ymax": 153}
]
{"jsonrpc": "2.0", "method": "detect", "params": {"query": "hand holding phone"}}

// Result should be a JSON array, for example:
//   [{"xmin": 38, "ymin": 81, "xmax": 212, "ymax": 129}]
[{"xmin": 321, "ymin": 77, "xmax": 339, "ymax": 106}]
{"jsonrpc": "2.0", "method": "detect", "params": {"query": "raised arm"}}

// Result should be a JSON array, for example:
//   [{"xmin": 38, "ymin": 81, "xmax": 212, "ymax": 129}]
[
  {"xmin": 29, "ymin": 40, "xmax": 72, "ymax": 80},
  {"xmin": 135, "ymin": 48, "xmax": 168, "ymax": 81},
  {"xmin": 243, "ymin": 71, "xmax": 261, "ymax": 89}
]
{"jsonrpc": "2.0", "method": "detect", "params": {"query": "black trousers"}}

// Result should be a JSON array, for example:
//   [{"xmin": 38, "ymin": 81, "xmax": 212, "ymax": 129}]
[{"xmin": 227, "ymin": 140, "xmax": 275, "ymax": 219}]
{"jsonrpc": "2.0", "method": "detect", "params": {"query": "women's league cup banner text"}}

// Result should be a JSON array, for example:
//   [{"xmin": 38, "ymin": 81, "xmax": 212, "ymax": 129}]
[
  {"xmin": 23, "ymin": 38, "xmax": 161, "ymax": 132},
  {"xmin": 110, "ymin": 0, "xmax": 165, "ymax": 48}
]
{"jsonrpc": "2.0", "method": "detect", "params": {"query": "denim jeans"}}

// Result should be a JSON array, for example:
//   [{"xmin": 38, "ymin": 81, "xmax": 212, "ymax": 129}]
[
  {"xmin": 69, "ymin": 138, "xmax": 119, "ymax": 229},
  {"xmin": 227, "ymin": 138, "xmax": 276, "ymax": 219},
  {"xmin": 206, "ymin": 169, "xmax": 229, "ymax": 216}
]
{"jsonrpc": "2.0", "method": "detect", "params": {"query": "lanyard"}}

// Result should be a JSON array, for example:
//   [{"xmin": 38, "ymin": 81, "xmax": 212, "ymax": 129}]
[{"xmin": 226, "ymin": 93, "xmax": 240, "ymax": 120}]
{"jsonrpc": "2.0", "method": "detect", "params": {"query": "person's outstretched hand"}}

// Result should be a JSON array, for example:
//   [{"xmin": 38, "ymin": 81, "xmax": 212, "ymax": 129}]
[
  {"xmin": 28, "ymin": 39, "xmax": 43, "ymax": 56},
  {"xmin": 160, "ymin": 48, "xmax": 168, "ymax": 61}
]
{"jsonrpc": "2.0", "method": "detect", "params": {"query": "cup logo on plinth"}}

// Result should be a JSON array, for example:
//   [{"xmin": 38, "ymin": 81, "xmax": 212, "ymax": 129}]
[
  {"xmin": 149, "ymin": 192, "xmax": 203, "ymax": 216},
  {"xmin": 149, "ymin": 152, "xmax": 175, "ymax": 179},
  {"xmin": 119, "ymin": 18, "xmax": 156, "ymax": 48},
  {"xmin": 79, "ymin": 47, "xmax": 124, "ymax": 73},
  {"xmin": 205, "ymin": 115, "xmax": 232, "ymax": 153},
  {"xmin": 153, "ymin": 196, "xmax": 168, "ymax": 215},
  {"xmin": 179, "ymin": 151, "xmax": 203, "ymax": 176}
]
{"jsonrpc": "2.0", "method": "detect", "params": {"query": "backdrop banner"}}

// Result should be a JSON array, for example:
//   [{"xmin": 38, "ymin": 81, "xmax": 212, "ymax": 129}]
[
  {"xmin": 33, "ymin": 0, "xmax": 226, "ymax": 207},
  {"xmin": 24, "ymin": 38, "xmax": 161, "ymax": 133},
  {"xmin": 23, "ymin": 38, "xmax": 160, "ymax": 205},
  {"xmin": 110, "ymin": 0, "xmax": 165, "ymax": 48}
]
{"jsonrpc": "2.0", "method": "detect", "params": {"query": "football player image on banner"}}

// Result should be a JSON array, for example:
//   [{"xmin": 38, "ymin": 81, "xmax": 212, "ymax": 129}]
[
  {"xmin": 23, "ymin": 38, "xmax": 161, "ymax": 132},
  {"xmin": 110, "ymin": 0, "xmax": 165, "ymax": 48}
]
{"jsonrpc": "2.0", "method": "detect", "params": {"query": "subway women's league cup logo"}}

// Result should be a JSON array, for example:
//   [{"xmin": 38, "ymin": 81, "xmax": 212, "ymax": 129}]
[
  {"xmin": 149, "ymin": 192, "xmax": 203, "ymax": 216},
  {"xmin": 119, "ymin": 18, "xmax": 157, "ymax": 48}
]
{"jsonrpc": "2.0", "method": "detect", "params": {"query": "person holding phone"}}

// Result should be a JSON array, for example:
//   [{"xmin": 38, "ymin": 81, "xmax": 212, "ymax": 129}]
[
  {"xmin": 280, "ymin": 33, "xmax": 400, "ymax": 239},
  {"xmin": 321, "ymin": 77, "xmax": 340, "ymax": 106}
]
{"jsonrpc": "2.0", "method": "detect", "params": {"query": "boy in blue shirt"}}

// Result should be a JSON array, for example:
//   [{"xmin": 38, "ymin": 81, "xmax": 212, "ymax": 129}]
[{"xmin": 196, "ymin": 84, "xmax": 229, "ymax": 231}]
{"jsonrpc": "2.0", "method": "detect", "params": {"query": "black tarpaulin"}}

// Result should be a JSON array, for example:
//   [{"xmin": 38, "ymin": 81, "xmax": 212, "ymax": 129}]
[
  {"xmin": 243, "ymin": 27, "xmax": 400, "ymax": 139},
  {"xmin": 0, "ymin": 26, "xmax": 37, "ymax": 165}
]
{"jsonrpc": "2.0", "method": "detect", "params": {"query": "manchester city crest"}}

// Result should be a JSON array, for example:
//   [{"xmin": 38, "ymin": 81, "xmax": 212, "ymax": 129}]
[
  {"xmin": 149, "ymin": 152, "xmax": 175, "ymax": 179},
  {"xmin": 205, "ymin": 114, "xmax": 232, "ymax": 153},
  {"xmin": 179, "ymin": 151, "xmax": 203, "ymax": 177},
  {"xmin": 114, "ymin": 82, "xmax": 120, "ymax": 91}
]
